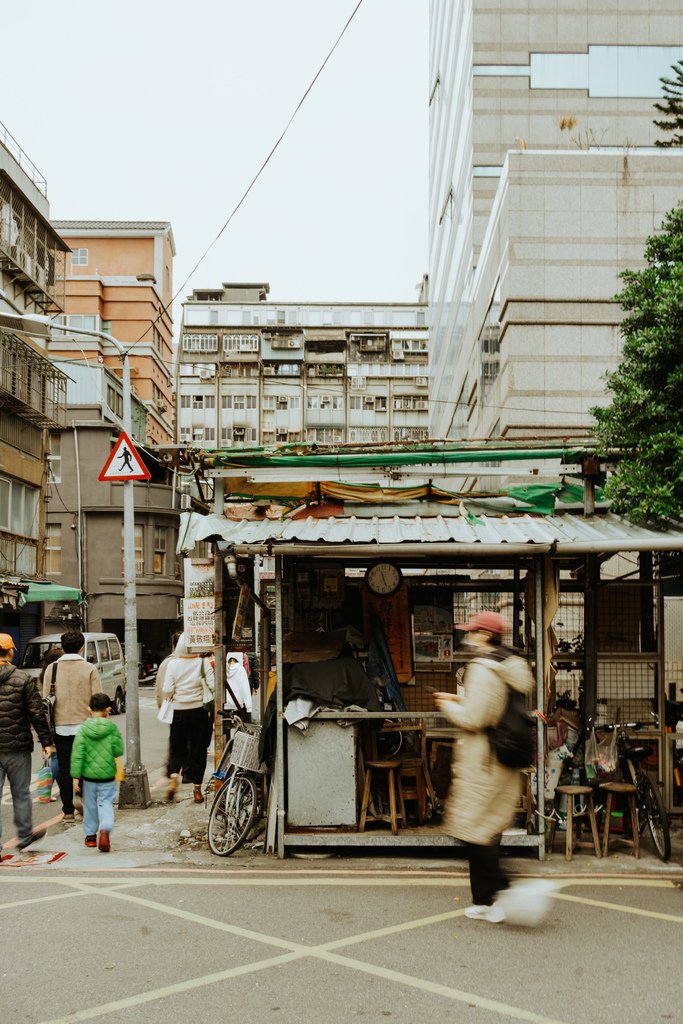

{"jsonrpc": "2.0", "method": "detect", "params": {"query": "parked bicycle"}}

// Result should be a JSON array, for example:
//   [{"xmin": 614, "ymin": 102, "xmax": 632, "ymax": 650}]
[
  {"xmin": 206, "ymin": 710, "xmax": 267, "ymax": 857},
  {"xmin": 602, "ymin": 722, "xmax": 671, "ymax": 862}
]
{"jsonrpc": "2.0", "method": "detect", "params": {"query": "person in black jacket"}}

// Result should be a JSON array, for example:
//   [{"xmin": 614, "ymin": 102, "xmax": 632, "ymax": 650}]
[{"xmin": 0, "ymin": 632, "xmax": 55, "ymax": 855}]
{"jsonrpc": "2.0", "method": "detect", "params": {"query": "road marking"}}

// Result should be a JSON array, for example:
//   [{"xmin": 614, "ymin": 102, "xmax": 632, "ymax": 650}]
[
  {"xmin": 0, "ymin": 889, "xmax": 85, "ymax": 911},
  {"xmin": 553, "ymin": 890, "xmax": 683, "ymax": 923}
]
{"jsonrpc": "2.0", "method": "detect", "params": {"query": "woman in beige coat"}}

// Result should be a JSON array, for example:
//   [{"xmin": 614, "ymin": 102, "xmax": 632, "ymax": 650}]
[{"xmin": 435, "ymin": 611, "xmax": 534, "ymax": 923}]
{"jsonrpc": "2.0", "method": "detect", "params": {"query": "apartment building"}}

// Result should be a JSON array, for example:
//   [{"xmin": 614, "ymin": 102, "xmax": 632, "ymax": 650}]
[
  {"xmin": 428, "ymin": 1, "xmax": 683, "ymax": 446},
  {"xmin": 0, "ymin": 120, "xmax": 69, "ymax": 646},
  {"xmin": 49, "ymin": 221, "xmax": 175, "ymax": 445},
  {"xmin": 176, "ymin": 283, "xmax": 429, "ymax": 448}
]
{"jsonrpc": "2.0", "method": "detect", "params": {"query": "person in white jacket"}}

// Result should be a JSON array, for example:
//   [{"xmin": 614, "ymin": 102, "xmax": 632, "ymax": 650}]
[
  {"xmin": 225, "ymin": 652, "xmax": 253, "ymax": 723},
  {"xmin": 162, "ymin": 634, "xmax": 215, "ymax": 803}
]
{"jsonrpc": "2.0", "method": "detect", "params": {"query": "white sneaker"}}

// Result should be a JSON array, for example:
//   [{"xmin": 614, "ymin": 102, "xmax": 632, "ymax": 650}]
[{"xmin": 464, "ymin": 902, "xmax": 506, "ymax": 923}]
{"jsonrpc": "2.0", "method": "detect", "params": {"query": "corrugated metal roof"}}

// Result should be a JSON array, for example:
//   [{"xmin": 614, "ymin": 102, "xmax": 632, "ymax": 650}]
[
  {"xmin": 178, "ymin": 510, "xmax": 683, "ymax": 556},
  {"xmin": 52, "ymin": 221, "xmax": 172, "ymax": 231}
]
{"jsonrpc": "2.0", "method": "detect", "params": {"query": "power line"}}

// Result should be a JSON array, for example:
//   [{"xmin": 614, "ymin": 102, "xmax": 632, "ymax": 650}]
[{"xmin": 124, "ymin": 0, "xmax": 366, "ymax": 357}]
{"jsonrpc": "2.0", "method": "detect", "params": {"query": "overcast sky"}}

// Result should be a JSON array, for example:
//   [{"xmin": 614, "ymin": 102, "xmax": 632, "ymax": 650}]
[{"xmin": 6, "ymin": 0, "xmax": 428, "ymax": 313}]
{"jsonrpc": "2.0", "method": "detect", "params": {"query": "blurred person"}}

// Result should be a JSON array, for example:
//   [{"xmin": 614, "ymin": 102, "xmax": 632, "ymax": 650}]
[
  {"xmin": 37, "ymin": 646, "xmax": 63, "ymax": 802},
  {"xmin": 43, "ymin": 630, "xmax": 100, "ymax": 822},
  {"xmin": 162, "ymin": 633, "xmax": 215, "ymax": 803},
  {"xmin": 70, "ymin": 693, "xmax": 123, "ymax": 853},
  {"xmin": 434, "ymin": 611, "xmax": 534, "ymax": 924},
  {"xmin": 0, "ymin": 633, "xmax": 54, "ymax": 855}
]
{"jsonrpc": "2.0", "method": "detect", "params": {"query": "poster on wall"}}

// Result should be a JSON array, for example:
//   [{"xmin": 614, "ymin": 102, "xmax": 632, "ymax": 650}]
[{"xmin": 183, "ymin": 558, "xmax": 215, "ymax": 652}]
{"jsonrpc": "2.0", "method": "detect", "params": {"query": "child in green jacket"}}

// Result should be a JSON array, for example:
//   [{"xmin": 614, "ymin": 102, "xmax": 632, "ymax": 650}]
[{"xmin": 70, "ymin": 693, "xmax": 124, "ymax": 852}]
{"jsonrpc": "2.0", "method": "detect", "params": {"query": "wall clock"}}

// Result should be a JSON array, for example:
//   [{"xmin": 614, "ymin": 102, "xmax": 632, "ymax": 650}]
[{"xmin": 365, "ymin": 561, "xmax": 403, "ymax": 596}]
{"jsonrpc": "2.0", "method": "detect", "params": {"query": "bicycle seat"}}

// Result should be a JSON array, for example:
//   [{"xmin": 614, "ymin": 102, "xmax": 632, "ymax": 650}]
[{"xmin": 623, "ymin": 746, "xmax": 650, "ymax": 763}]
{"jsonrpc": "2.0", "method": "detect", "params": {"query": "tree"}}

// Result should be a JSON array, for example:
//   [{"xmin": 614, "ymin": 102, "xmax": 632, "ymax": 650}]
[
  {"xmin": 592, "ymin": 203, "xmax": 683, "ymax": 524},
  {"xmin": 654, "ymin": 61, "xmax": 683, "ymax": 146}
]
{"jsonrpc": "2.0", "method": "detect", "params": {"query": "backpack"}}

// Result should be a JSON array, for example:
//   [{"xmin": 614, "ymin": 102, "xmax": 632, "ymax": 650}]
[{"xmin": 487, "ymin": 689, "xmax": 535, "ymax": 768}]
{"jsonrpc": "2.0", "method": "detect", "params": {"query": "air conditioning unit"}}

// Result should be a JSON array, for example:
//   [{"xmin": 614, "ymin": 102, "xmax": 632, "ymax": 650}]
[
  {"xmin": 287, "ymin": 338, "xmax": 300, "ymax": 349},
  {"xmin": 415, "ymin": 376, "xmax": 428, "ymax": 387},
  {"xmin": 263, "ymin": 366, "xmax": 276, "ymax": 375},
  {"xmin": 198, "ymin": 368, "xmax": 213, "ymax": 380}
]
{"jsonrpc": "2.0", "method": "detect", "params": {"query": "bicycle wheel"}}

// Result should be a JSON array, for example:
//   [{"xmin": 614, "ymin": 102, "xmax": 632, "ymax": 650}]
[
  {"xmin": 207, "ymin": 771, "xmax": 258, "ymax": 857},
  {"xmin": 638, "ymin": 773, "xmax": 671, "ymax": 862}
]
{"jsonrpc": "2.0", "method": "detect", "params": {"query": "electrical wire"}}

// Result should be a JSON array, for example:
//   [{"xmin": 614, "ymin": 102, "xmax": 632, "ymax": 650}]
[{"xmin": 124, "ymin": 0, "xmax": 366, "ymax": 357}]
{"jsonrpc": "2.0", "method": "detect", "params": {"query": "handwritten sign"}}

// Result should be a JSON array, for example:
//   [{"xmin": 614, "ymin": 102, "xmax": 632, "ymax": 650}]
[
  {"xmin": 362, "ymin": 583, "xmax": 414, "ymax": 683},
  {"xmin": 183, "ymin": 558, "xmax": 214, "ymax": 652}
]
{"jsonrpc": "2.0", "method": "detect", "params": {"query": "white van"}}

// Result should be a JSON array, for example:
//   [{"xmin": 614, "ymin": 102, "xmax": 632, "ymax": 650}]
[{"xmin": 20, "ymin": 632, "xmax": 127, "ymax": 715}]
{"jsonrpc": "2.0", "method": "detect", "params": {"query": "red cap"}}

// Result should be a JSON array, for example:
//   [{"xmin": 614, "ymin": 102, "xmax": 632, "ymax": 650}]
[{"xmin": 456, "ymin": 611, "xmax": 505, "ymax": 635}]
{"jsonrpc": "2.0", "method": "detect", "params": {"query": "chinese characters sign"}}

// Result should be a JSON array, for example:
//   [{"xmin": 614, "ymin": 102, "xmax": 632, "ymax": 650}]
[{"xmin": 183, "ymin": 559, "xmax": 214, "ymax": 652}]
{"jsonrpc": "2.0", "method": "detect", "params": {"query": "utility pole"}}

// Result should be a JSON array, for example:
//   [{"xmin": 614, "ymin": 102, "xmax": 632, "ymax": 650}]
[{"xmin": 0, "ymin": 311, "xmax": 150, "ymax": 807}]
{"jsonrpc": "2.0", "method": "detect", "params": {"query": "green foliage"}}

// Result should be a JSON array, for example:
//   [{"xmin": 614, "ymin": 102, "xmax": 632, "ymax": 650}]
[
  {"xmin": 592, "ymin": 204, "xmax": 683, "ymax": 524},
  {"xmin": 654, "ymin": 61, "xmax": 683, "ymax": 147}
]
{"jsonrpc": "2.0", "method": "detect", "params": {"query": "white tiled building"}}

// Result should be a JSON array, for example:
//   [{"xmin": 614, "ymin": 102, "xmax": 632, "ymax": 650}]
[
  {"xmin": 428, "ymin": 1, "xmax": 683, "ymax": 444},
  {"xmin": 176, "ymin": 283, "xmax": 429, "ymax": 448}
]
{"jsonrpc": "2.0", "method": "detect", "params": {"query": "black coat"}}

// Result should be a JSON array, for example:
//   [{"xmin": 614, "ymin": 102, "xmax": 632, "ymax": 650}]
[{"xmin": 0, "ymin": 664, "xmax": 52, "ymax": 753}]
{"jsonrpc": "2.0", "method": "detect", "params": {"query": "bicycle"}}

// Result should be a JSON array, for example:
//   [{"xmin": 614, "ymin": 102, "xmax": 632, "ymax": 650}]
[
  {"xmin": 600, "ymin": 722, "xmax": 671, "ymax": 862},
  {"xmin": 206, "ymin": 711, "xmax": 267, "ymax": 857}
]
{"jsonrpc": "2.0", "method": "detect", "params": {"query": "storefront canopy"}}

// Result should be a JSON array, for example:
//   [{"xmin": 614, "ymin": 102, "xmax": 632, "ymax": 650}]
[
  {"xmin": 21, "ymin": 582, "xmax": 82, "ymax": 604},
  {"xmin": 178, "ymin": 509, "xmax": 683, "ymax": 559}
]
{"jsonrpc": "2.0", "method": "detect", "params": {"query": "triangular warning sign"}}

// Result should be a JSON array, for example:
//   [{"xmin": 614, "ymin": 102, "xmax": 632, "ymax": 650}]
[{"xmin": 98, "ymin": 431, "xmax": 151, "ymax": 482}]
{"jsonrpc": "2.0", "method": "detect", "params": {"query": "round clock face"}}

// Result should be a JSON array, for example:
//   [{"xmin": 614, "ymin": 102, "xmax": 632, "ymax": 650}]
[{"xmin": 365, "ymin": 561, "xmax": 402, "ymax": 596}]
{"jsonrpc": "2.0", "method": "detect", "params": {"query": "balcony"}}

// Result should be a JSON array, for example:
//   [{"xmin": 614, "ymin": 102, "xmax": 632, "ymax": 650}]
[
  {"xmin": 0, "ymin": 175, "xmax": 67, "ymax": 312},
  {"xmin": 0, "ymin": 329, "xmax": 67, "ymax": 428}
]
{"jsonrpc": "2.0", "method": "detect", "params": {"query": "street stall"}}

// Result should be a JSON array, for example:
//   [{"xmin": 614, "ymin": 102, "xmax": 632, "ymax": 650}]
[{"xmin": 174, "ymin": 441, "xmax": 683, "ymax": 860}]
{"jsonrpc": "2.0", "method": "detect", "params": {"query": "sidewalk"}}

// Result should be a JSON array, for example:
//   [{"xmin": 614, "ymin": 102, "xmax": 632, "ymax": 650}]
[{"xmin": 4, "ymin": 767, "xmax": 683, "ymax": 874}]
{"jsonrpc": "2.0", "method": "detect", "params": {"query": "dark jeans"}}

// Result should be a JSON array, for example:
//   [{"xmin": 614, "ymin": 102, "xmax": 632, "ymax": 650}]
[
  {"xmin": 462, "ymin": 838, "xmax": 509, "ymax": 906},
  {"xmin": 54, "ymin": 734, "xmax": 77, "ymax": 815},
  {"xmin": 167, "ymin": 707, "xmax": 211, "ymax": 785},
  {"xmin": 0, "ymin": 750, "xmax": 34, "ymax": 850}
]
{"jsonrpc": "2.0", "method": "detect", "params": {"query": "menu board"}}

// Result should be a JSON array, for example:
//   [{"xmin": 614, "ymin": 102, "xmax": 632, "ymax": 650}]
[{"xmin": 362, "ymin": 583, "xmax": 414, "ymax": 683}]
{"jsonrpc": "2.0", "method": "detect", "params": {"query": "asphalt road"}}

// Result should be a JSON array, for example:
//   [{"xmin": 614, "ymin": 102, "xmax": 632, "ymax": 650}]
[
  {"xmin": 1, "ymin": 683, "xmax": 169, "ymax": 838},
  {"xmin": 0, "ymin": 865, "xmax": 681, "ymax": 1024}
]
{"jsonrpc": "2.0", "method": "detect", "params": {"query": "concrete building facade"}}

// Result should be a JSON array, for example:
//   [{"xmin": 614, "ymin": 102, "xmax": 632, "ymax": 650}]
[
  {"xmin": 428, "ymin": 1, "xmax": 683, "ymax": 450},
  {"xmin": 176, "ymin": 283, "xmax": 429, "ymax": 448},
  {"xmin": 0, "ymin": 120, "xmax": 69, "ymax": 648},
  {"xmin": 49, "ymin": 221, "xmax": 175, "ymax": 446}
]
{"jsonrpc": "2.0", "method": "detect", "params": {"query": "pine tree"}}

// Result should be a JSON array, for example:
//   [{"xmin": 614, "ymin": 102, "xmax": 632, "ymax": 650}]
[
  {"xmin": 653, "ymin": 61, "xmax": 683, "ymax": 147},
  {"xmin": 592, "ymin": 204, "xmax": 683, "ymax": 524}
]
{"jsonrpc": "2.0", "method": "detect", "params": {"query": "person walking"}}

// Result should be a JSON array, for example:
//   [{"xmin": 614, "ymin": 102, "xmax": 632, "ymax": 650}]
[
  {"xmin": 0, "ymin": 633, "xmax": 55, "ymax": 856},
  {"xmin": 37, "ymin": 646, "xmax": 63, "ymax": 803},
  {"xmin": 161, "ymin": 633, "xmax": 215, "ymax": 803},
  {"xmin": 70, "ymin": 693, "xmax": 124, "ymax": 853},
  {"xmin": 43, "ymin": 631, "xmax": 100, "ymax": 822},
  {"xmin": 434, "ymin": 611, "xmax": 534, "ymax": 924}
]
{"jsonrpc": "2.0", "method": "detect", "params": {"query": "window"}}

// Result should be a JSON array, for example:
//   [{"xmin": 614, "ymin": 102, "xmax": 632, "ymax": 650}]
[
  {"xmin": 181, "ymin": 334, "xmax": 218, "ymax": 353},
  {"xmin": 289, "ymin": 396, "xmax": 300, "ymax": 410},
  {"xmin": 107, "ymin": 385, "xmax": 124, "ymax": 419},
  {"xmin": 48, "ymin": 435, "xmax": 61, "ymax": 484},
  {"xmin": 0, "ymin": 476, "xmax": 38, "ymax": 538},
  {"xmin": 192, "ymin": 395, "xmax": 205, "ymax": 409},
  {"xmin": 45, "ymin": 523, "xmax": 61, "ymax": 574},
  {"xmin": 223, "ymin": 333, "xmax": 259, "ymax": 353},
  {"xmin": 204, "ymin": 427, "xmax": 215, "ymax": 441},
  {"xmin": 180, "ymin": 395, "xmax": 191, "ymax": 408},
  {"xmin": 154, "ymin": 526, "xmax": 167, "ymax": 574},
  {"xmin": 263, "ymin": 396, "xmax": 275, "ymax": 410},
  {"xmin": 122, "ymin": 525, "xmax": 144, "ymax": 575},
  {"xmin": 205, "ymin": 394, "xmax": 215, "ymax": 409},
  {"xmin": 71, "ymin": 248, "xmax": 88, "ymax": 267}
]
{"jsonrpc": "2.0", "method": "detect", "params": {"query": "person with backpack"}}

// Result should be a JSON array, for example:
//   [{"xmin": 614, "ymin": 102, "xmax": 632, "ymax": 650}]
[{"xmin": 434, "ymin": 611, "xmax": 534, "ymax": 924}]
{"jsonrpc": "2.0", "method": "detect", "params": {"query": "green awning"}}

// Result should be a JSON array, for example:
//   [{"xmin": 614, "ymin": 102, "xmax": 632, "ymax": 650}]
[{"xmin": 21, "ymin": 582, "xmax": 82, "ymax": 604}]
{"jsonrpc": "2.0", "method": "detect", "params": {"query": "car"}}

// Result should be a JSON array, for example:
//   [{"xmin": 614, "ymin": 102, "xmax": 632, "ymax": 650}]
[{"xmin": 20, "ymin": 632, "xmax": 127, "ymax": 714}]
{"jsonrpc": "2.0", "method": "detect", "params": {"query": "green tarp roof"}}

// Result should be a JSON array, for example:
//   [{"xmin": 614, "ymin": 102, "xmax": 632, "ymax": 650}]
[{"xmin": 21, "ymin": 582, "xmax": 82, "ymax": 604}]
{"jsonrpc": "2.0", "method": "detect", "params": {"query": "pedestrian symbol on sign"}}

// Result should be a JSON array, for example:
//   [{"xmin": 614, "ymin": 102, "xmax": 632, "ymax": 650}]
[{"xmin": 98, "ymin": 431, "xmax": 151, "ymax": 482}]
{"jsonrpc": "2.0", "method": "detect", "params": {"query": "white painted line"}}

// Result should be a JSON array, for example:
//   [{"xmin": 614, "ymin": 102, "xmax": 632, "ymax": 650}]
[{"xmin": 553, "ymin": 891, "xmax": 683, "ymax": 923}]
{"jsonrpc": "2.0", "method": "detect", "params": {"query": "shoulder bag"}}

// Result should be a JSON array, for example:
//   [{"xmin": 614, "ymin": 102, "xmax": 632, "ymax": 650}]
[{"xmin": 43, "ymin": 662, "xmax": 58, "ymax": 739}]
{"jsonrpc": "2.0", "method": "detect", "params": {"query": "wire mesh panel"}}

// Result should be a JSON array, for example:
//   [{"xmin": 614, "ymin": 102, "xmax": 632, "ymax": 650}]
[{"xmin": 595, "ymin": 661, "xmax": 658, "ymax": 727}]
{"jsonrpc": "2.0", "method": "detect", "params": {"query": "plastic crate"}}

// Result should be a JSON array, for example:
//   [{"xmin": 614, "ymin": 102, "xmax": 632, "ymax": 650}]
[{"xmin": 229, "ymin": 729, "xmax": 264, "ymax": 773}]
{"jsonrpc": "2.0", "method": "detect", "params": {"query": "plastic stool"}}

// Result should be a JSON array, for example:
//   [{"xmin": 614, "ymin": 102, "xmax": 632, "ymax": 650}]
[
  {"xmin": 549, "ymin": 784, "xmax": 602, "ymax": 860},
  {"xmin": 599, "ymin": 781, "xmax": 640, "ymax": 858},
  {"xmin": 358, "ymin": 759, "xmax": 404, "ymax": 835}
]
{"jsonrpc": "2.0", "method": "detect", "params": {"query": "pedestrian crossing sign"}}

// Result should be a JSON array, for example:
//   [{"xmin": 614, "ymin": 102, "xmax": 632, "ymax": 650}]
[{"xmin": 98, "ymin": 431, "xmax": 151, "ymax": 482}]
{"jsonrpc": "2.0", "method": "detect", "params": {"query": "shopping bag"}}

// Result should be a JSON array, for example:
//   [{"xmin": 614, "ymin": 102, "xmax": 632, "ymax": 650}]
[
  {"xmin": 584, "ymin": 728, "xmax": 618, "ymax": 781},
  {"xmin": 35, "ymin": 757, "xmax": 53, "ymax": 802},
  {"xmin": 114, "ymin": 757, "xmax": 125, "ymax": 782},
  {"xmin": 157, "ymin": 699, "xmax": 174, "ymax": 724}
]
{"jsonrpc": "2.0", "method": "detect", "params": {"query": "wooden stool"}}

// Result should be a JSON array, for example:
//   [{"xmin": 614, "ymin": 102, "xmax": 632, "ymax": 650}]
[
  {"xmin": 397, "ymin": 757, "xmax": 427, "ymax": 825},
  {"xmin": 549, "ymin": 785, "xmax": 602, "ymax": 860},
  {"xmin": 599, "ymin": 782, "xmax": 640, "ymax": 858},
  {"xmin": 358, "ymin": 759, "xmax": 404, "ymax": 835}
]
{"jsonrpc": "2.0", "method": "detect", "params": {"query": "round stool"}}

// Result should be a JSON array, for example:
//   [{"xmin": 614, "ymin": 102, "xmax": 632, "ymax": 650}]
[
  {"xmin": 549, "ymin": 785, "xmax": 602, "ymax": 860},
  {"xmin": 599, "ymin": 781, "xmax": 640, "ymax": 858},
  {"xmin": 358, "ymin": 759, "xmax": 404, "ymax": 835}
]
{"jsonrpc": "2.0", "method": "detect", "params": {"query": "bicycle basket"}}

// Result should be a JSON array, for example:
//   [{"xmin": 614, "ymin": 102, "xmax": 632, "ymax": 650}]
[{"xmin": 229, "ymin": 729, "xmax": 264, "ymax": 774}]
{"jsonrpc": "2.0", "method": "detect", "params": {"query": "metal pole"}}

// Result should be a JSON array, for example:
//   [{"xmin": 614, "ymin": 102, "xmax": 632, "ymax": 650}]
[
  {"xmin": 117, "ymin": 349, "xmax": 150, "ymax": 808},
  {"xmin": 275, "ymin": 555, "xmax": 285, "ymax": 859},
  {"xmin": 534, "ymin": 556, "xmax": 546, "ymax": 860}
]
